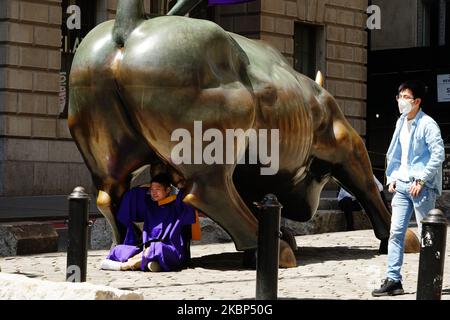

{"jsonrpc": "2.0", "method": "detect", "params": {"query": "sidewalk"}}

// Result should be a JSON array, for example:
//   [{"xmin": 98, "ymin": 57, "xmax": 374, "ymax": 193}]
[{"xmin": 1, "ymin": 228, "xmax": 449, "ymax": 300}]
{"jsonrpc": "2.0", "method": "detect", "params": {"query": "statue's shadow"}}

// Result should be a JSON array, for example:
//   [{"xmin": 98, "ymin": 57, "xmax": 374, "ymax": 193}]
[{"xmin": 190, "ymin": 246, "xmax": 379, "ymax": 271}]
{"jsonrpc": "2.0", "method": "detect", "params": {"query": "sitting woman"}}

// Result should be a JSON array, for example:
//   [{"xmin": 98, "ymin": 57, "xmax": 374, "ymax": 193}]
[{"xmin": 100, "ymin": 173, "xmax": 197, "ymax": 272}]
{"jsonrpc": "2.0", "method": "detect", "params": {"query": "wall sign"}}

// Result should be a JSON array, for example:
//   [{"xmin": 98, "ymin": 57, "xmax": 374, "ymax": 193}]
[
  {"xmin": 60, "ymin": 1, "xmax": 96, "ymax": 118},
  {"xmin": 437, "ymin": 74, "xmax": 450, "ymax": 103}
]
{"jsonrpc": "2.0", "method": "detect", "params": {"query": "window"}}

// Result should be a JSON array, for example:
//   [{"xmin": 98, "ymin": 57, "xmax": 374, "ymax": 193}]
[
  {"xmin": 189, "ymin": 0, "xmax": 216, "ymax": 21},
  {"xmin": 149, "ymin": 0, "xmax": 214, "ymax": 19},
  {"xmin": 150, "ymin": 0, "xmax": 168, "ymax": 17},
  {"xmin": 294, "ymin": 23, "xmax": 324, "ymax": 80},
  {"xmin": 418, "ymin": 0, "xmax": 449, "ymax": 46},
  {"xmin": 445, "ymin": 0, "xmax": 450, "ymax": 45},
  {"xmin": 60, "ymin": 0, "xmax": 97, "ymax": 118}
]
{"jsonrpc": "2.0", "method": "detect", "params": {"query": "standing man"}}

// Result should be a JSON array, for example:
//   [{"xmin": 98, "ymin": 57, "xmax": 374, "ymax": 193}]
[{"xmin": 372, "ymin": 80, "xmax": 445, "ymax": 297}]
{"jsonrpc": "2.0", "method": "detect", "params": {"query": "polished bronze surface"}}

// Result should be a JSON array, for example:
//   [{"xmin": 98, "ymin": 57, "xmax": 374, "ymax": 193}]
[{"xmin": 69, "ymin": 0, "xmax": 418, "ymax": 268}]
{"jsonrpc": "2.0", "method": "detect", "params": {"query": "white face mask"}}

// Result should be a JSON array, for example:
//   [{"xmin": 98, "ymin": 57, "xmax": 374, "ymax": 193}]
[{"xmin": 398, "ymin": 98, "xmax": 413, "ymax": 115}]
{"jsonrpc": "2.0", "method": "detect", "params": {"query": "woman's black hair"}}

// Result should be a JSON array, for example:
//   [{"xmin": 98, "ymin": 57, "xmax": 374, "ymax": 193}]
[{"xmin": 151, "ymin": 172, "xmax": 172, "ymax": 189}]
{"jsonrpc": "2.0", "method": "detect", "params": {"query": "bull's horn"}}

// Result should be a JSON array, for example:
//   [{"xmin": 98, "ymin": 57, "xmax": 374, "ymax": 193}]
[{"xmin": 315, "ymin": 71, "xmax": 324, "ymax": 87}]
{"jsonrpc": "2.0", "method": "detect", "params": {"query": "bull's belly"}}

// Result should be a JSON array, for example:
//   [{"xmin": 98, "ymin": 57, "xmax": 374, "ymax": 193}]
[
  {"xmin": 233, "ymin": 163, "xmax": 317, "ymax": 222},
  {"xmin": 116, "ymin": 81, "xmax": 256, "ymax": 169}
]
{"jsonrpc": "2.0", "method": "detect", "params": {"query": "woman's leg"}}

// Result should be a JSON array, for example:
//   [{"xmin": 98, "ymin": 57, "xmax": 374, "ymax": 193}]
[{"xmin": 121, "ymin": 252, "xmax": 143, "ymax": 271}]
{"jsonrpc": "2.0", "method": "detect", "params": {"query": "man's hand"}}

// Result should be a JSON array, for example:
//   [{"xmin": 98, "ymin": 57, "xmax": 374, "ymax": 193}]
[
  {"xmin": 388, "ymin": 182, "xmax": 396, "ymax": 193},
  {"xmin": 409, "ymin": 181, "xmax": 423, "ymax": 197}
]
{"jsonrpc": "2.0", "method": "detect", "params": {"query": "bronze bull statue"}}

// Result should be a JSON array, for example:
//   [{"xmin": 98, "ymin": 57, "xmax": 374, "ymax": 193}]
[{"xmin": 68, "ymin": 0, "xmax": 419, "ymax": 268}]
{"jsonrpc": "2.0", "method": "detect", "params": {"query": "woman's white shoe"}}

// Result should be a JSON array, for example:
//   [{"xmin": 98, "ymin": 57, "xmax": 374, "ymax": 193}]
[{"xmin": 100, "ymin": 259, "xmax": 122, "ymax": 271}]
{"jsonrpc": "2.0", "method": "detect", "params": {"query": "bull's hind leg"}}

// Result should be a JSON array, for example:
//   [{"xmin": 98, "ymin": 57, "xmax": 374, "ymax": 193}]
[
  {"xmin": 183, "ymin": 165, "xmax": 257, "ymax": 250},
  {"xmin": 181, "ymin": 165, "xmax": 296, "ymax": 268}
]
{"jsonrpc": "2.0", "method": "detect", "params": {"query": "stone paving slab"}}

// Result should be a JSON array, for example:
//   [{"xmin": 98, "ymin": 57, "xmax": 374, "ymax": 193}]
[{"xmin": 1, "ymin": 229, "xmax": 449, "ymax": 300}]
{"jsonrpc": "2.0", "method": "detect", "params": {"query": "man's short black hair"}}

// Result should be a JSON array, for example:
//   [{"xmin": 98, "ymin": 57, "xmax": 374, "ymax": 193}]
[
  {"xmin": 151, "ymin": 172, "xmax": 172, "ymax": 188},
  {"xmin": 398, "ymin": 80, "xmax": 427, "ymax": 100}
]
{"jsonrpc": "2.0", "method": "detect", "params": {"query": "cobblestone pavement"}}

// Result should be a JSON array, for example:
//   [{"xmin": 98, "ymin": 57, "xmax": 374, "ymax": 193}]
[{"xmin": 1, "ymin": 229, "xmax": 449, "ymax": 300}]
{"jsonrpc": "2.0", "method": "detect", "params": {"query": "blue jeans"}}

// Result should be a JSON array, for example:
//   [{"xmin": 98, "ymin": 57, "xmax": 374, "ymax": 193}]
[{"xmin": 386, "ymin": 180, "xmax": 436, "ymax": 282}]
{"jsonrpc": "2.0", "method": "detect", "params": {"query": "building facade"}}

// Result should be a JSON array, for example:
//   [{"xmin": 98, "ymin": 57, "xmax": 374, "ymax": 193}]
[{"xmin": 0, "ymin": 0, "xmax": 369, "ymax": 196}]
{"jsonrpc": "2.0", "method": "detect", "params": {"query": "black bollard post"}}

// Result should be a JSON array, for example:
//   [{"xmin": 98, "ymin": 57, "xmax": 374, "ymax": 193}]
[
  {"xmin": 416, "ymin": 209, "xmax": 448, "ymax": 300},
  {"xmin": 66, "ymin": 186, "xmax": 90, "ymax": 282},
  {"xmin": 254, "ymin": 194, "xmax": 282, "ymax": 300}
]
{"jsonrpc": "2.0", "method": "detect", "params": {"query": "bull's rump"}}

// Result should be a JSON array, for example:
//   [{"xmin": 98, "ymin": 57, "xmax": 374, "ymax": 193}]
[
  {"xmin": 115, "ymin": 16, "xmax": 253, "ymax": 159},
  {"xmin": 117, "ymin": 16, "xmax": 313, "ymax": 169}
]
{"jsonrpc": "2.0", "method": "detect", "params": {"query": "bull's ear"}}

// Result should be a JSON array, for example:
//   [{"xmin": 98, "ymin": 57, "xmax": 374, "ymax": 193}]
[{"xmin": 315, "ymin": 71, "xmax": 324, "ymax": 87}]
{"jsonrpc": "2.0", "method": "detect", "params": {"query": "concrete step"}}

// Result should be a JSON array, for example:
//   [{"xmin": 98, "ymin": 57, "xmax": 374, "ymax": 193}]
[
  {"xmin": 282, "ymin": 210, "xmax": 372, "ymax": 237},
  {"xmin": 0, "ymin": 221, "xmax": 58, "ymax": 256},
  {"xmin": 193, "ymin": 209, "xmax": 374, "ymax": 246},
  {"xmin": 0, "ymin": 195, "xmax": 102, "ymax": 223}
]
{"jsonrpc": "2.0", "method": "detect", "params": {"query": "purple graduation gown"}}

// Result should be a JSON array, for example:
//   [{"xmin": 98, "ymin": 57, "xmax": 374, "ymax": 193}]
[{"xmin": 106, "ymin": 187, "xmax": 195, "ymax": 271}]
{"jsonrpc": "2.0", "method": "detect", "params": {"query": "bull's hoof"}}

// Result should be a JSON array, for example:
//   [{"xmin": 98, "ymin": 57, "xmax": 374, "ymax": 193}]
[
  {"xmin": 242, "ymin": 239, "xmax": 297, "ymax": 269},
  {"xmin": 378, "ymin": 229, "xmax": 420, "ymax": 254},
  {"xmin": 279, "ymin": 239, "xmax": 297, "ymax": 268},
  {"xmin": 404, "ymin": 228, "xmax": 420, "ymax": 253}
]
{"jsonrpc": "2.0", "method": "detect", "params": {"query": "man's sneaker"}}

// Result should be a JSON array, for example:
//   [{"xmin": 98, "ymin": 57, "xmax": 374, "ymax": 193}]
[
  {"xmin": 372, "ymin": 278, "xmax": 404, "ymax": 297},
  {"xmin": 148, "ymin": 261, "xmax": 162, "ymax": 272}
]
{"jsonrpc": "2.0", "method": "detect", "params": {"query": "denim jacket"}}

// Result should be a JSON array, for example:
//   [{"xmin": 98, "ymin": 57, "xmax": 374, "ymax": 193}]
[{"xmin": 386, "ymin": 110, "xmax": 445, "ymax": 195}]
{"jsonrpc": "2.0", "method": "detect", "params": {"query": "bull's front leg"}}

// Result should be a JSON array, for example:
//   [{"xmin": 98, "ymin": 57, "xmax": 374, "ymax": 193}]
[
  {"xmin": 311, "ymin": 93, "xmax": 419, "ymax": 253},
  {"xmin": 328, "ymin": 121, "xmax": 420, "ymax": 254}
]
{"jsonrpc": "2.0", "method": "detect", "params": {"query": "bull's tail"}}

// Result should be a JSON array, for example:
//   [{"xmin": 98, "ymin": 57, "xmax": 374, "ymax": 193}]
[
  {"xmin": 113, "ymin": 0, "xmax": 146, "ymax": 47},
  {"xmin": 167, "ymin": 0, "xmax": 203, "ymax": 16}
]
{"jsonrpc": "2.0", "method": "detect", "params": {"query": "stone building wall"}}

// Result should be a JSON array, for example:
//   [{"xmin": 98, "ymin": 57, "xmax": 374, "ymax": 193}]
[
  {"xmin": 0, "ymin": 0, "xmax": 91, "ymax": 196},
  {"xmin": 214, "ymin": 0, "xmax": 261, "ymax": 39},
  {"xmin": 97, "ymin": 0, "xmax": 152, "ymax": 22}
]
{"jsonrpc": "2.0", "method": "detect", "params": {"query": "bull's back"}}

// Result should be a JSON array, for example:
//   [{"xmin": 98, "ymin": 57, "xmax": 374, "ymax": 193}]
[{"xmin": 118, "ymin": 16, "xmax": 247, "ymax": 87}]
